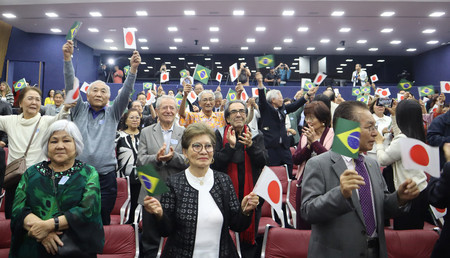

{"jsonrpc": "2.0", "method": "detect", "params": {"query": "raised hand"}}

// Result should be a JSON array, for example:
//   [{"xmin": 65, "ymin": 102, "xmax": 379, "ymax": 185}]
[
  {"xmin": 397, "ymin": 178, "xmax": 420, "ymax": 206},
  {"xmin": 129, "ymin": 51, "xmax": 141, "ymax": 74},
  {"xmin": 238, "ymin": 126, "xmax": 253, "ymax": 147},
  {"xmin": 62, "ymin": 40, "xmax": 74, "ymax": 61},
  {"xmin": 226, "ymin": 126, "xmax": 237, "ymax": 148},
  {"xmin": 241, "ymin": 192, "xmax": 259, "ymax": 215}
]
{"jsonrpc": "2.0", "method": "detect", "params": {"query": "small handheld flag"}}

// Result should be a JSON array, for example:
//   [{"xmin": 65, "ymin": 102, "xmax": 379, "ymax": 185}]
[
  {"xmin": 303, "ymin": 81, "xmax": 315, "ymax": 91},
  {"xmin": 66, "ymin": 21, "xmax": 82, "ymax": 40},
  {"xmin": 229, "ymin": 63, "xmax": 238, "ymax": 82},
  {"xmin": 399, "ymin": 138, "xmax": 440, "ymax": 178},
  {"xmin": 360, "ymin": 86, "xmax": 371, "ymax": 94},
  {"xmin": 397, "ymin": 79, "xmax": 413, "ymax": 91},
  {"xmin": 418, "ymin": 86, "xmax": 435, "ymax": 97},
  {"xmin": 216, "ymin": 72, "xmax": 223, "ymax": 82},
  {"xmin": 370, "ymin": 74, "xmax": 379, "ymax": 83},
  {"xmin": 65, "ymin": 77, "xmax": 80, "ymax": 104},
  {"xmin": 356, "ymin": 95, "xmax": 369, "ymax": 104},
  {"xmin": 430, "ymin": 205, "xmax": 447, "ymax": 219},
  {"xmin": 175, "ymin": 93, "xmax": 184, "ymax": 107},
  {"xmin": 332, "ymin": 118, "xmax": 361, "ymax": 159},
  {"xmin": 146, "ymin": 91, "xmax": 156, "ymax": 105},
  {"xmin": 13, "ymin": 78, "xmax": 27, "ymax": 91},
  {"xmin": 193, "ymin": 64, "xmax": 211, "ymax": 84},
  {"xmin": 123, "ymin": 28, "xmax": 136, "ymax": 49},
  {"xmin": 179, "ymin": 69, "xmax": 188, "ymax": 78},
  {"xmin": 123, "ymin": 65, "xmax": 130, "ymax": 77},
  {"xmin": 161, "ymin": 72, "xmax": 170, "ymax": 83},
  {"xmin": 313, "ymin": 72, "xmax": 327, "ymax": 86},
  {"xmin": 251, "ymin": 88, "xmax": 259, "ymax": 97},
  {"xmin": 440, "ymin": 81, "xmax": 450, "ymax": 93},
  {"xmin": 254, "ymin": 55, "xmax": 274, "ymax": 69},
  {"xmin": 137, "ymin": 164, "xmax": 169, "ymax": 196},
  {"xmin": 143, "ymin": 82, "xmax": 153, "ymax": 90},
  {"xmin": 226, "ymin": 88, "xmax": 238, "ymax": 102},
  {"xmin": 376, "ymin": 88, "xmax": 391, "ymax": 97},
  {"xmin": 187, "ymin": 91, "xmax": 198, "ymax": 104},
  {"xmin": 252, "ymin": 166, "xmax": 284, "ymax": 221},
  {"xmin": 80, "ymin": 82, "xmax": 90, "ymax": 93},
  {"xmin": 397, "ymin": 93, "xmax": 405, "ymax": 102},
  {"xmin": 240, "ymin": 88, "xmax": 249, "ymax": 101},
  {"xmin": 352, "ymin": 88, "xmax": 361, "ymax": 96}
]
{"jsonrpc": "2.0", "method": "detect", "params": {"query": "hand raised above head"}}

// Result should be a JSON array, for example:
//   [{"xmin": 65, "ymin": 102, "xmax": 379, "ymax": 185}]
[
  {"xmin": 62, "ymin": 40, "xmax": 74, "ymax": 61},
  {"xmin": 129, "ymin": 51, "xmax": 141, "ymax": 72}
]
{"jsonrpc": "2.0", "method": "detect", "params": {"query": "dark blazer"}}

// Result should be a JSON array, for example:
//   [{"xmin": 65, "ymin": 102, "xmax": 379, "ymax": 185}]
[
  {"xmin": 427, "ymin": 111, "xmax": 450, "ymax": 169},
  {"xmin": 0, "ymin": 100, "xmax": 12, "ymax": 145},
  {"xmin": 156, "ymin": 170, "xmax": 252, "ymax": 258}
]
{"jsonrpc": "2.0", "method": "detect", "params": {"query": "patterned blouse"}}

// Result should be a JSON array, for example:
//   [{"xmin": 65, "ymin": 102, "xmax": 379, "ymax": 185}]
[
  {"xmin": 179, "ymin": 111, "xmax": 226, "ymax": 130},
  {"xmin": 115, "ymin": 130, "xmax": 140, "ymax": 179}
]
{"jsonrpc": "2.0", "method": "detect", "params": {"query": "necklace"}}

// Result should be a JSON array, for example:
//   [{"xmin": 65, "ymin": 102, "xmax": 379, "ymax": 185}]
[{"xmin": 194, "ymin": 176, "xmax": 206, "ymax": 185}]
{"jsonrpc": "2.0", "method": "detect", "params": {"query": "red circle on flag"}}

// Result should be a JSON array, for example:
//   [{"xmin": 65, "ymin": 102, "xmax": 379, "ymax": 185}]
[
  {"xmin": 445, "ymin": 83, "xmax": 450, "ymax": 91},
  {"xmin": 268, "ymin": 180, "xmax": 281, "ymax": 203},
  {"xmin": 409, "ymin": 144, "xmax": 429, "ymax": 166},
  {"xmin": 382, "ymin": 91, "xmax": 388, "ymax": 96},
  {"xmin": 371, "ymin": 76, "xmax": 376, "ymax": 80},
  {"xmin": 126, "ymin": 32, "xmax": 134, "ymax": 46},
  {"xmin": 162, "ymin": 74, "xmax": 168, "ymax": 80},
  {"xmin": 73, "ymin": 88, "xmax": 79, "ymax": 99},
  {"xmin": 317, "ymin": 75, "xmax": 323, "ymax": 82},
  {"xmin": 232, "ymin": 69, "xmax": 236, "ymax": 78},
  {"xmin": 436, "ymin": 207, "xmax": 446, "ymax": 213},
  {"xmin": 190, "ymin": 92, "xmax": 195, "ymax": 98}
]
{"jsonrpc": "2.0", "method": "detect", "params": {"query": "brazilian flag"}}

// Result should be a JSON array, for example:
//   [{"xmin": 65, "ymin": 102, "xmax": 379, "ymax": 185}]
[
  {"xmin": 418, "ymin": 85, "xmax": 435, "ymax": 97},
  {"xmin": 226, "ymin": 88, "xmax": 237, "ymax": 102},
  {"xmin": 13, "ymin": 78, "xmax": 27, "ymax": 91},
  {"xmin": 397, "ymin": 79, "xmax": 413, "ymax": 91},
  {"xmin": 124, "ymin": 65, "xmax": 130, "ymax": 77},
  {"xmin": 193, "ymin": 64, "xmax": 211, "ymax": 84},
  {"xmin": 255, "ymin": 55, "xmax": 274, "ymax": 69},
  {"xmin": 175, "ymin": 93, "xmax": 184, "ymax": 107},
  {"xmin": 66, "ymin": 21, "xmax": 82, "ymax": 40},
  {"xmin": 352, "ymin": 88, "xmax": 361, "ymax": 96},
  {"xmin": 143, "ymin": 82, "xmax": 153, "ymax": 90},
  {"xmin": 332, "ymin": 118, "xmax": 361, "ymax": 159},
  {"xmin": 179, "ymin": 69, "xmax": 188, "ymax": 78},
  {"xmin": 137, "ymin": 164, "xmax": 169, "ymax": 196},
  {"xmin": 303, "ymin": 81, "xmax": 315, "ymax": 90},
  {"xmin": 360, "ymin": 86, "xmax": 371, "ymax": 94},
  {"xmin": 356, "ymin": 95, "xmax": 369, "ymax": 104}
]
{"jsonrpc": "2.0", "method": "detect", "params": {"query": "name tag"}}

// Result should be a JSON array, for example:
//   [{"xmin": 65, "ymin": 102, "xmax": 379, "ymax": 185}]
[
  {"xmin": 99, "ymin": 120, "xmax": 105, "ymax": 125},
  {"xmin": 59, "ymin": 176, "xmax": 70, "ymax": 185},
  {"xmin": 170, "ymin": 139, "xmax": 178, "ymax": 145}
]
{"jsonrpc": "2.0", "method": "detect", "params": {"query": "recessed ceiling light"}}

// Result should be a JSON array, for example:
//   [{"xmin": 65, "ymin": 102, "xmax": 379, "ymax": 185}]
[
  {"xmin": 251, "ymin": 70, "xmax": 257, "ymax": 73},
  {"xmin": 169, "ymin": 46, "xmax": 177, "ymax": 50},
  {"xmin": 141, "ymin": 62, "xmax": 147, "ymax": 64},
  {"xmin": 215, "ymin": 62, "xmax": 221, "ymax": 64},
  {"xmin": 89, "ymin": 12, "xmax": 102, "ymax": 17},
  {"xmin": 138, "ymin": 38, "xmax": 147, "ymax": 42},
  {"xmin": 282, "ymin": 10, "xmax": 295, "ymax": 16},
  {"xmin": 147, "ymin": 66, "xmax": 153, "ymax": 69},
  {"xmin": 166, "ymin": 69, "xmax": 171, "ymax": 72},
  {"xmin": 339, "ymin": 27, "xmax": 351, "ymax": 32},
  {"xmin": 336, "ymin": 47, "xmax": 345, "ymax": 51},
  {"xmin": 283, "ymin": 38, "xmax": 293, "ymax": 43},
  {"xmin": 320, "ymin": 39, "xmax": 330, "ymax": 43},
  {"xmin": 331, "ymin": 11, "xmax": 345, "ymax": 16},
  {"xmin": 429, "ymin": 11, "xmax": 445, "ymax": 17},
  {"xmin": 266, "ymin": 67, "xmax": 271, "ymax": 69},
  {"xmin": 369, "ymin": 48, "xmax": 379, "ymax": 51},
  {"xmin": 188, "ymin": 62, "xmax": 193, "ymax": 65},
  {"xmin": 144, "ymin": 70, "xmax": 149, "ymax": 72},
  {"xmin": 241, "ymin": 46, "xmax": 249, "ymax": 50},
  {"xmin": 390, "ymin": 40, "xmax": 401, "ymax": 44},
  {"xmin": 217, "ymin": 66, "xmax": 223, "ymax": 69},
  {"xmin": 164, "ymin": 61, "xmax": 170, "ymax": 64},
  {"xmin": 88, "ymin": 28, "xmax": 99, "ymax": 32},
  {"xmin": 294, "ymin": 58, "xmax": 299, "ymax": 61},
  {"xmin": 170, "ymin": 66, "xmax": 176, "ymax": 68},
  {"xmin": 202, "ymin": 46, "xmax": 210, "ymax": 50},
  {"xmin": 366, "ymin": 64, "xmax": 373, "ymax": 67},
  {"xmin": 340, "ymin": 64, "xmax": 347, "ymax": 66},
  {"xmin": 107, "ymin": 58, "xmax": 115, "ymax": 65},
  {"xmin": 290, "ymin": 67, "xmax": 296, "ymax": 69},
  {"xmin": 104, "ymin": 39, "xmax": 114, "ymax": 43},
  {"xmin": 246, "ymin": 38, "xmax": 256, "ymax": 43},
  {"xmin": 50, "ymin": 28, "xmax": 61, "ymax": 33},
  {"xmin": 209, "ymin": 27, "xmax": 219, "ymax": 32},
  {"xmin": 307, "ymin": 47, "xmax": 315, "ymax": 51},
  {"xmin": 210, "ymin": 38, "xmax": 219, "ymax": 43},
  {"xmin": 255, "ymin": 26, "xmax": 266, "ymax": 32},
  {"xmin": 357, "ymin": 39, "xmax": 367, "ymax": 44},
  {"xmin": 380, "ymin": 11, "xmax": 395, "ymax": 17},
  {"xmin": 141, "ymin": 46, "xmax": 149, "ymax": 50},
  {"xmin": 337, "ymin": 71, "xmax": 344, "ymax": 74},
  {"xmin": 422, "ymin": 29, "xmax": 436, "ymax": 34},
  {"xmin": 136, "ymin": 10, "xmax": 148, "ymax": 16},
  {"xmin": 190, "ymin": 67, "xmax": 196, "ymax": 69},
  {"xmin": 154, "ymin": 57, "xmax": 161, "ymax": 60},
  {"xmin": 168, "ymin": 27, "xmax": 178, "ymax": 32},
  {"xmin": 336, "ymin": 67, "xmax": 343, "ymax": 70},
  {"xmin": 427, "ymin": 40, "xmax": 439, "ymax": 44},
  {"xmin": 174, "ymin": 38, "xmax": 183, "ymax": 43},
  {"xmin": 292, "ymin": 63, "xmax": 298, "ymax": 65},
  {"xmin": 233, "ymin": 10, "xmax": 245, "ymax": 16},
  {"xmin": 184, "ymin": 10, "xmax": 196, "ymax": 16},
  {"xmin": 238, "ymin": 58, "xmax": 245, "ymax": 61},
  {"xmin": 361, "ymin": 68, "xmax": 367, "ymax": 71},
  {"xmin": 205, "ymin": 58, "xmax": 211, "ymax": 60},
  {"xmin": 381, "ymin": 28, "xmax": 393, "ymax": 33},
  {"xmin": 2, "ymin": 13, "xmax": 16, "ymax": 18},
  {"xmin": 274, "ymin": 46, "xmax": 282, "ymax": 50},
  {"xmin": 45, "ymin": 12, "xmax": 58, "ymax": 17},
  {"xmin": 377, "ymin": 59, "xmax": 385, "ymax": 62},
  {"xmin": 346, "ymin": 59, "xmax": 353, "ymax": 62},
  {"xmin": 109, "ymin": 46, "xmax": 118, "ymax": 50},
  {"xmin": 179, "ymin": 57, "xmax": 185, "ymax": 60},
  {"xmin": 297, "ymin": 26, "xmax": 309, "ymax": 32},
  {"xmin": 406, "ymin": 48, "xmax": 417, "ymax": 52}
]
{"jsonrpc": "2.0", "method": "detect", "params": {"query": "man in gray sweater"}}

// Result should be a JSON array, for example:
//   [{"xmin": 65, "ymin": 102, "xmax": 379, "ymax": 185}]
[{"xmin": 63, "ymin": 40, "xmax": 141, "ymax": 224}]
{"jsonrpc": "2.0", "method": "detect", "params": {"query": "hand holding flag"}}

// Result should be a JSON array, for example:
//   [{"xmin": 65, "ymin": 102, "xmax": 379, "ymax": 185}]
[
  {"xmin": 123, "ymin": 28, "xmax": 136, "ymax": 49},
  {"xmin": 13, "ymin": 78, "xmax": 27, "ymax": 91},
  {"xmin": 66, "ymin": 21, "xmax": 82, "ymax": 40},
  {"xmin": 252, "ymin": 166, "xmax": 284, "ymax": 221},
  {"xmin": 313, "ymin": 72, "xmax": 327, "ymax": 86},
  {"xmin": 229, "ymin": 63, "xmax": 238, "ymax": 82},
  {"xmin": 65, "ymin": 77, "xmax": 80, "ymax": 104}
]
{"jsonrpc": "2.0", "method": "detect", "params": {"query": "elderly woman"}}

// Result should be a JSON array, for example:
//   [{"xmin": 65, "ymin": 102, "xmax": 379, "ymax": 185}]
[
  {"xmin": 10, "ymin": 120, "xmax": 104, "ymax": 257},
  {"xmin": 144, "ymin": 122, "xmax": 259, "ymax": 257},
  {"xmin": 44, "ymin": 91, "xmax": 65, "ymax": 116}
]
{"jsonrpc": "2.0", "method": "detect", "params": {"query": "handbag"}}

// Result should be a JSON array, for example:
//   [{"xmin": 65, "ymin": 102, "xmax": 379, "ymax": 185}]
[
  {"xmin": 3, "ymin": 117, "xmax": 41, "ymax": 188},
  {"xmin": 58, "ymin": 231, "xmax": 91, "ymax": 257}
]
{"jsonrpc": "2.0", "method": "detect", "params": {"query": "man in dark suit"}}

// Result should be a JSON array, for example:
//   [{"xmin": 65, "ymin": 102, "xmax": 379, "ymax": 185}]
[
  {"xmin": 256, "ymin": 72, "xmax": 317, "ymax": 178},
  {"xmin": 301, "ymin": 101, "xmax": 420, "ymax": 258}
]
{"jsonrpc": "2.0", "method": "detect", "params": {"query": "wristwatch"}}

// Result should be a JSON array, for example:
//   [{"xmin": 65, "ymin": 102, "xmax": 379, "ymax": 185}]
[{"xmin": 54, "ymin": 217, "xmax": 59, "ymax": 231}]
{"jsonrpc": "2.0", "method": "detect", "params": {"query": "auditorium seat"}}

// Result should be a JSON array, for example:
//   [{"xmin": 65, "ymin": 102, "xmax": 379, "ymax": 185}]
[
  {"xmin": 286, "ymin": 179, "xmax": 298, "ymax": 228},
  {"xmin": 258, "ymin": 201, "xmax": 281, "ymax": 235},
  {"xmin": 110, "ymin": 177, "xmax": 131, "ymax": 225},
  {"xmin": 0, "ymin": 219, "xmax": 11, "ymax": 257},
  {"xmin": 269, "ymin": 165, "xmax": 289, "ymax": 226},
  {"xmin": 99, "ymin": 224, "xmax": 136, "ymax": 258},
  {"xmin": 289, "ymin": 147, "xmax": 298, "ymax": 176},
  {"xmin": 260, "ymin": 225, "xmax": 311, "ymax": 258},
  {"xmin": 385, "ymin": 228, "xmax": 438, "ymax": 258},
  {"xmin": 0, "ymin": 189, "xmax": 5, "ymax": 220}
]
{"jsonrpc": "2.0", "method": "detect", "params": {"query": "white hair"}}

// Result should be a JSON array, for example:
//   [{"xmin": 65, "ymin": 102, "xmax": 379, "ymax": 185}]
[
  {"xmin": 198, "ymin": 90, "xmax": 214, "ymax": 101},
  {"xmin": 156, "ymin": 95, "xmax": 177, "ymax": 109},
  {"xmin": 41, "ymin": 120, "xmax": 84, "ymax": 159},
  {"xmin": 87, "ymin": 80, "xmax": 111, "ymax": 97},
  {"xmin": 266, "ymin": 89, "xmax": 281, "ymax": 104}
]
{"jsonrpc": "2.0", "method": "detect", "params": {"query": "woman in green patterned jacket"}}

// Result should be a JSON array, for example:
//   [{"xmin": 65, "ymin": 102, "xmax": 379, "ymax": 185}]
[{"xmin": 9, "ymin": 120, "xmax": 104, "ymax": 257}]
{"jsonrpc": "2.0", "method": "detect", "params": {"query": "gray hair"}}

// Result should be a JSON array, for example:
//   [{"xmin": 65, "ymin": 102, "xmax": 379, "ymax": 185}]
[
  {"xmin": 41, "ymin": 120, "xmax": 84, "ymax": 159},
  {"xmin": 214, "ymin": 91, "xmax": 223, "ymax": 100},
  {"xmin": 224, "ymin": 100, "xmax": 248, "ymax": 119},
  {"xmin": 198, "ymin": 90, "xmax": 214, "ymax": 101},
  {"xmin": 266, "ymin": 89, "xmax": 281, "ymax": 104},
  {"xmin": 87, "ymin": 80, "xmax": 111, "ymax": 97},
  {"xmin": 156, "ymin": 95, "xmax": 177, "ymax": 109}
]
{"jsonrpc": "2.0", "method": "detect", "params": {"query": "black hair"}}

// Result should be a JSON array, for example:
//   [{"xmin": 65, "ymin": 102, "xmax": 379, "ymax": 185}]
[
  {"xmin": 396, "ymin": 99, "xmax": 426, "ymax": 142},
  {"xmin": 333, "ymin": 101, "xmax": 368, "ymax": 128},
  {"xmin": 313, "ymin": 94, "xmax": 331, "ymax": 111}
]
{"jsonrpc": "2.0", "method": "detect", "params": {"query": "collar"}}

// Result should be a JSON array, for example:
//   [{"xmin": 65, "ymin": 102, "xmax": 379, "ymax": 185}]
[
  {"xmin": 89, "ymin": 104, "xmax": 106, "ymax": 118},
  {"xmin": 161, "ymin": 123, "xmax": 174, "ymax": 133},
  {"xmin": 199, "ymin": 110, "xmax": 217, "ymax": 119}
]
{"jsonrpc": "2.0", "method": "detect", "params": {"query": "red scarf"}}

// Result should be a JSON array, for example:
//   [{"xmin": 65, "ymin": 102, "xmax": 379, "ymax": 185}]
[{"xmin": 223, "ymin": 125, "xmax": 255, "ymax": 244}]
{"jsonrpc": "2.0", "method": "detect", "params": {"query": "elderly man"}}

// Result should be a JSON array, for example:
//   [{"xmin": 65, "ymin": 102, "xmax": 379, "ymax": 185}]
[
  {"xmin": 212, "ymin": 100, "xmax": 267, "ymax": 257},
  {"xmin": 213, "ymin": 91, "xmax": 223, "ymax": 112},
  {"xmin": 137, "ymin": 95, "xmax": 187, "ymax": 258},
  {"xmin": 178, "ymin": 83, "xmax": 226, "ymax": 130},
  {"xmin": 63, "ymin": 40, "xmax": 141, "ymax": 225},
  {"xmin": 301, "ymin": 101, "xmax": 420, "ymax": 258}
]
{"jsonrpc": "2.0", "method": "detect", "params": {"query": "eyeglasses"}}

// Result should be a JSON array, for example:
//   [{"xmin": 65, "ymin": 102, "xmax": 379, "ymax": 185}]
[
  {"xmin": 191, "ymin": 143, "xmax": 214, "ymax": 153},
  {"xmin": 201, "ymin": 98, "xmax": 214, "ymax": 103},
  {"xmin": 229, "ymin": 109, "xmax": 246, "ymax": 115},
  {"xmin": 363, "ymin": 125, "xmax": 377, "ymax": 132}
]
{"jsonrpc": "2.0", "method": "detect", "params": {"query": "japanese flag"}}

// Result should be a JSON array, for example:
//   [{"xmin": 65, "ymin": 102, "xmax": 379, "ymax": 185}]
[
  {"xmin": 65, "ymin": 77, "xmax": 80, "ymax": 104},
  {"xmin": 229, "ymin": 63, "xmax": 238, "ymax": 82},
  {"xmin": 240, "ymin": 88, "xmax": 249, "ymax": 101},
  {"xmin": 397, "ymin": 93, "xmax": 404, "ymax": 102},
  {"xmin": 440, "ymin": 81, "xmax": 450, "ymax": 93},
  {"xmin": 161, "ymin": 72, "xmax": 170, "ymax": 83},
  {"xmin": 430, "ymin": 205, "xmax": 447, "ymax": 219},
  {"xmin": 370, "ymin": 74, "xmax": 379, "ymax": 83},
  {"xmin": 80, "ymin": 82, "xmax": 90, "ymax": 94},
  {"xmin": 376, "ymin": 88, "xmax": 391, "ymax": 97},
  {"xmin": 399, "ymin": 138, "xmax": 440, "ymax": 178},
  {"xmin": 216, "ymin": 72, "xmax": 223, "ymax": 82},
  {"xmin": 123, "ymin": 28, "xmax": 136, "ymax": 49},
  {"xmin": 251, "ymin": 88, "xmax": 259, "ymax": 97},
  {"xmin": 313, "ymin": 72, "xmax": 327, "ymax": 86},
  {"xmin": 146, "ymin": 91, "xmax": 156, "ymax": 105},
  {"xmin": 252, "ymin": 166, "xmax": 283, "ymax": 220},
  {"xmin": 187, "ymin": 91, "xmax": 198, "ymax": 104}
]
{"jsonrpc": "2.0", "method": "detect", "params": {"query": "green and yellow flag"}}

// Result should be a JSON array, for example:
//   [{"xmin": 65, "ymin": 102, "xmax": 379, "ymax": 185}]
[
  {"xmin": 193, "ymin": 64, "xmax": 211, "ymax": 84},
  {"xmin": 418, "ymin": 85, "xmax": 435, "ymax": 97},
  {"xmin": 255, "ymin": 54, "xmax": 274, "ymax": 69},
  {"xmin": 123, "ymin": 65, "xmax": 130, "ymax": 77},
  {"xmin": 137, "ymin": 164, "xmax": 169, "ymax": 196},
  {"xmin": 352, "ymin": 88, "xmax": 361, "ymax": 96},
  {"xmin": 397, "ymin": 79, "xmax": 413, "ymax": 91},
  {"xmin": 66, "ymin": 21, "xmax": 82, "ymax": 40},
  {"xmin": 179, "ymin": 69, "xmax": 188, "ymax": 78},
  {"xmin": 303, "ymin": 81, "xmax": 315, "ymax": 90},
  {"xmin": 332, "ymin": 118, "xmax": 361, "ymax": 159},
  {"xmin": 226, "ymin": 88, "xmax": 238, "ymax": 102},
  {"xmin": 143, "ymin": 82, "xmax": 153, "ymax": 90},
  {"xmin": 360, "ymin": 86, "xmax": 371, "ymax": 94},
  {"xmin": 13, "ymin": 78, "xmax": 27, "ymax": 91},
  {"xmin": 175, "ymin": 93, "xmax": 184, "ymax": 108},
  {"xmin": 356, "ymin": 95, "xmax": 369, "ymax": 104}
]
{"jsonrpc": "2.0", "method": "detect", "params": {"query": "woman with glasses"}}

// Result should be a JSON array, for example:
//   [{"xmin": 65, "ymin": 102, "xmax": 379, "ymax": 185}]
[{"xmin": 143, "ymin": 122, "xmax": 259, "ymax": 257}]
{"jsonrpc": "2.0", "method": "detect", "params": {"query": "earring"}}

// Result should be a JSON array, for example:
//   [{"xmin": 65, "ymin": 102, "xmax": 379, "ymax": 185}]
[
  {"xmin": 211, "ymin": 158, "xmax": 215, "ymax": 164},
  {"xmin": 184, "ymin": 158, "xmax": 189, "ymax": 164}
]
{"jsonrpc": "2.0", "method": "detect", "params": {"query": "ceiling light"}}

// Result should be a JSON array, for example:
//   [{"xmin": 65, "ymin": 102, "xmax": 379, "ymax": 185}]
[
  {"xmin": 320, "ymin": 39, "xmax": 330, "ymax": 43},
  {"xmin": 422, "ymin": 29, "xmax": 436, "ymax": 34},
  {"xmin": 179, "ymin": 57, "xmax": 185, "ymax": 60},
  {"xmin": 184, "ymin": 10, "xmax": 196, "ymax": 16},
  {"xmin": 429, "ymin": 11, "xmax": 445, "ymax": 17},
  {"xmin": 380, "ymin": 11, "xmax": 395, "ymax": 17},
  {"xmin": 233, "ymin": 10, "xmax": 245, "ymax": 16},
  {"xmin": 427, "ymin": 40, "xmax": 439, "ymax": 44},
  {"xmin": 366, "ymin": 64, "xmax": 373, "ymax": 67},
  {"xmin": 45, "ymin": 12, "xmax": 58, "ymax": 17},
  {"xmin": 307, "ymin": 47, "xmax": 315, "ymax": 51},
  {"xmin": 166, "ymin": 69, "xmax": 171, "ymax": 72},
  {"xmin": 369, "ymin": 48, "xmax": 379, "ymax": 51},
  {"xmin": 251, "ymin": 70, "xmax": 257, "ymax": 73},
  {"xmin": 202, "ymin": 46, "xmax": 210, "ymax": 50},
  {"xmin": 290, "ymin": 67, "xmax": 296, "ymax": 69},
  {"xmin": 292, "ymin": 63, "xmax": 298, "ymax": 65},
  {"xmin": 88, "ymin": 28, "xmax": 99, "ymax": 32},
  {"xmin": 274, "ymin": 46, "xmax": 282, "ymax": 50},
  {"xmin": 174, "ymin": 38, "xmax": 183, "ymax": 43},
  {"xmin": 2, "ymin": 13, "xmax": 16, "ymax": 18},
  {"xmin": 337, "ymin": 71, "xmax": 344, "ymax": 74},
  {"xmin": 109, "ymin": 29, "xmax": 116, "ymax": 32},
  {"xmin": 284, "ymin": 38, "xmax": 293, "ymax": 43},
  {"xmin": 89, "ymin": 12, "xmax": 102, "ymax": 17},
  {"xmin": 336, "ymin": 67, "xmax": 343, "ymax": 70},
  {"xmin": 138, "ymin": 38, "xmax": 147, "ymax": 42},
  {"xmin": 381, "ymin": 28, "xmax": 393, "ymax": 33},
  {"xmin": 141, "ymin": 46, "xmax": 149, "ymax": 50},
  {"xmin": 210, "ymin": 38, "xmax": 219, "ymax": 43},
  {"xmin": 361, "ymin": 68, "xmax": 367, "ymax": 71},
  {"xmin": 154, "ymin": 57, "xmax": 161, "ymax": 60},
  {"xmin": 390, "ymin": 40, "xmax": 401, "ymax": 44},
  {"xmin": 188, "ymin": 62, "xmax": 193, "ymax": 65},
  {"xmin": 104, "ymin": 39, "xmax": 114, "ymax": 43},
  {"xmin": 144, "ymin": 70, "xmax": 149, "ymax": 72},
  {"xmin": 217, "ymin": 66, "xmax": 223, "ymax": 69},
  {"xmin": 170, "ymin": 66, "xmax": 176, "ymax": 68},
  {"xmin": 406, "ymin": 48, "xmax": 417, "ymax": 52},
  {"xmin": 282, "ymin": 10, "xmax": 295, "ymax": 16},
  {"xmin": 141, "ymin": 62, "xmax": 147, "ymax": 64},
  {"xmin": 147, "ymin": 66, "xmax": 153, "ymax": 69},
  {"xmin": 246, "ymin": 38, "xmax": 255, "ymax": 43},
  {"xmin": 169, "ymin": 46, "xmax": 177, "ymax": 50},
  {"xmin": 340, "ymin": 64, "xmax": 347, "ymax": 66},
  {"xmin": 331, "ymin": 11, "xmax": 345, "ymax": 16},
  {"xmin": 297, "ymin": 27, "xmax": 309, "ymax": 32},
  {"xmin": 168, "ymin": 27, "xmax": 178, "ymax": 32},
  {"xmin": 266, "ymin": 67, "xmax": 271, "ymax": 69},
  {"xmin": 205, "ymin": 58, "xmax": 211, "ymax": 61},
  {"xmin": 107, "ymin": 58, "xmax": 115, "ymax": 65},
  {"xmin": 339, "ymin": 27, "xmax": 351, "ymax": 32},
  {"xmin": 109, "ymin": 47, "xmax": 118, "ymax": 50},
  {"xmin": 256, "ymin": 26, "xmax": 266, "ymax": 32},
  {"xmin": 377, "ymin": 59, "xmax": 385, "ymax": 62},
  {"xmin": 336, "ymin": 47, "xmax": 345, "ymax": 51},
  {"xmin": 238, "ymin": 58, "xmax": 245, "ymax": 61},
  {"xmin": 50, "ymin": 28, "xmax": 61, "ymax": 33},
  {"xmin": 136, "ymin": 11, "xmax": 148, "ymax": 16},
  {"xmin": 165, "ymin": 61, "xmax": 171, "ymax": 64},
  {"xmin": 357, "ymin": 39, "xmax": 367, "ymax": 44},
  {"xmin": 215, "ymin": 62, "xmax": 221, "ymax": 64},
  {"xmin": 209, "ymin": 27, "xmax": 219, "ymax": 32},
  {"xmin": 241, "ymin": 46, "xmax": 249, "ymax": 50},
  {"xmin": 190, "ymin": 67, "xmax": 195, "ymax": 69},
  {"xmin": 346, "ymin": 59, "xmax": 353, "ymax": 62}
]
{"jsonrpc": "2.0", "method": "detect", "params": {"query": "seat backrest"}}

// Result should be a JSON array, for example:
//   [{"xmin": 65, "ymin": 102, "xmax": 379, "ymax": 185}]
[
  {"xmin": 99, "ymin": 224, "xmax": 135, "ymax": 258},
  {"xmin": 261, "ymin": 225, "xmax": 311, "ymax": 258},
  {"xmin": 261, "ymin": 201, "xmax": 272, "ymax": 217},
  {"xmin": 112, "ymin": 177, "xmax": 128, "ymax": 215},
  {"xmin": 269, "ymin": 165, "xmax": 288, "ymax": 195},
  {"xmin": 288, "ymin": 180, "xmax": 297, "ymax": 209},
  {"xmin": 0, "ymin": 219, "xmax": 11, "ymax": 257},
  {"xmin": 385, "ymin": 228, "xmax": 438, "ymax": 258}
]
